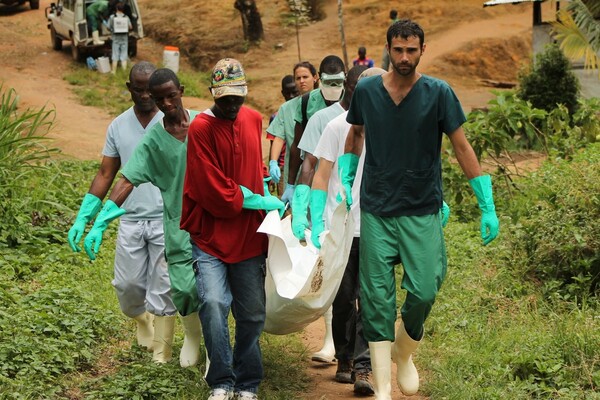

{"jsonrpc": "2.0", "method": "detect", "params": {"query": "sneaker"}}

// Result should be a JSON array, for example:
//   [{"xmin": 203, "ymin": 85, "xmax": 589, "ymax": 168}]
[
  {"xmin": 208, "ymin": 388, "xmax": 234, "ymax": 400},
  {"xmin": 335, "ymin": 359, "xmax": 353, "ymax": 384},
  {"xmin": 235, "ymin": 391, "xmax": 258, "ymax": 400},
  {"xmin": 353, "ymin": 369, "xmax": 375, "ymax": 395}
]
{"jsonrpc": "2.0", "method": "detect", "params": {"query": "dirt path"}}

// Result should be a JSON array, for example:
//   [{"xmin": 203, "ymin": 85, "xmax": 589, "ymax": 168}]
[{"xmin": 0, "ymin": 1, "xmax": 533, "ymax": 398}]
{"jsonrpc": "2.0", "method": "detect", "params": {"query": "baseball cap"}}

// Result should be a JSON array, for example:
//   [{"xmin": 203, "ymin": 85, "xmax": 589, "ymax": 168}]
[
  {"xmin": 320, "ymin": 71, "xmax": 345, "ymax": 101},
  {"xmin": 210, "ymin": 58, "xmax": 248, "ymax": 99}
]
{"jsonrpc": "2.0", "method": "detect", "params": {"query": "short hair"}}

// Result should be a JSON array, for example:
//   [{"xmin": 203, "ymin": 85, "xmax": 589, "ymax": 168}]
[
  {"xmin": 387, "ymin": 19, "xmax": 425, "ymax": 47},
  {"xmin": 148, "ymin": 68, "xmax": 180, "ymax": 89},
  {"xmin": 319, "ymin": 55, "xmax": 345, "ymax": 75},
  {"xmin": 346, "ymin": 65, "xmax": 368, "ymax": 85},
  {"xmin": 389, "ymin": 9, "xmax": 398, "ymax": 19},
  {"xmin": 129, "ymin": 61, "xmax": 156, "ymax": 81},
  {"xmin": 358, "ymin": 46, "xmax": 366, "ymax": 55},
  {"xmin": 281, "ymin": 74, "xmax": 294, "ymax": 89},
  {"xmin": 293, "ymin": 61, "xmax": 317, "ymax": 77}
]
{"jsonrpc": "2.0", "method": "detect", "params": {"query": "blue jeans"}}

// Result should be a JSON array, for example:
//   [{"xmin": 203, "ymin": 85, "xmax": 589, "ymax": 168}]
[{"xmin": 192, "ymin": 243, "xmax": 266, "ymax": 394}]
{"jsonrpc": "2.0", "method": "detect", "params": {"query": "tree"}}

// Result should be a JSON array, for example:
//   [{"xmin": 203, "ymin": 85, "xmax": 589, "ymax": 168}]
[
  {"xmin": 552, "ymin": 0, "xmax": 600, "ymax": 74},
  {"xmin": 234, "ymin": 0, "xmax": 264, "ymax": 42},
  {"xmin": 518, "ymin": 44, "xmax": 580, "ymax": 115}
]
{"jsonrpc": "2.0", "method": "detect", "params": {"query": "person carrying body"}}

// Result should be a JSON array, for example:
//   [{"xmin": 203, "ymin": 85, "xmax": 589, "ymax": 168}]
[
  {"xmin": 181, "ymin": 58, "xmax": 285, "ymax": 400},
  {"xmin": 283, "ymin": 55, "xmax": 346, "ymax": 205},
  {"xmin": 81, "ymin": 67, "xmax": 207, "ymax": 369},
  {"xmin": 68, "ymin": 62, "xmax": 202, "ymax": 367},
  {"xmin": 267, "ymin": 61, "xmax": 319, "ymax": 196},
  {"xmin": 340, "ymin": 19, "xmax": 499, "ymax": 399},
  {"xmin": 266, "ymin": 74, "xmax": 299, "ymax": 195}
]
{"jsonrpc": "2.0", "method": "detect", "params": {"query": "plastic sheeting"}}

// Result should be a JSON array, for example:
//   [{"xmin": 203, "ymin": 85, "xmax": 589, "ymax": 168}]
[{"xmin": 258, "ymin": 201, "xmax": 355, "ymax": 335}]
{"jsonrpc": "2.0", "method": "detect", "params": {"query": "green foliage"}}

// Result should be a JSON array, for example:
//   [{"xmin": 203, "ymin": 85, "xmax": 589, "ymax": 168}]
[
  {"xmin": 444, "ymin": 91, "xmax": 600, "ymax": 220},
  {"xmin": 421, "ymin": 222, "xmax": 600, "ymax": 398},
  {"xmin": 517, "ymin": 44, "xmax": 580, "ymax": 115},
  {"xmin": 63, "ymin": 67, "xmax": 132, "ymax": 116},
  {"xmin": 0, "ymin": 84, "xmax": 60, "ymax": 247},
  {"xmin": 514, "ymin": 143, "xmax": 600, "ymax": 299}
]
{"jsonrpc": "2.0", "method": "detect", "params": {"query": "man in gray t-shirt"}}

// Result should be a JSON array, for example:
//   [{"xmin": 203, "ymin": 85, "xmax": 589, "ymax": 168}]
[{"xmin": 67, "ymin": 62, "xmax": 178, "ymax": 363}]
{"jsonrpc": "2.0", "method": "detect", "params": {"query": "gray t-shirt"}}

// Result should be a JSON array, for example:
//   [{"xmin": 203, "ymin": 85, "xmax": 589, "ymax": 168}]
[{"xmin": 103, "ymin": 106, "xmax": 164, "ymax": 220}]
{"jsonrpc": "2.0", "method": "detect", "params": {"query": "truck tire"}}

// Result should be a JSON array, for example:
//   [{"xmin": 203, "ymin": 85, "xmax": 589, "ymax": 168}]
[
  {"xmin": 30, "ymin": 0, "xmax": 39, "ymax": 9},
  {"xmin": 50, "ymin": 26, "xmax": 62, "ymax": 51},
  {"xmin": 71, "ymin": 35, "xmax": 83, "ymax": 61}
]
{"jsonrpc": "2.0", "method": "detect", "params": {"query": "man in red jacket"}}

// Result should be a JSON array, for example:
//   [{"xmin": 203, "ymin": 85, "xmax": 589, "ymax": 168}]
[{"xmin": 181, "ymin": 58, "xmax": 284, "ymax": 400}]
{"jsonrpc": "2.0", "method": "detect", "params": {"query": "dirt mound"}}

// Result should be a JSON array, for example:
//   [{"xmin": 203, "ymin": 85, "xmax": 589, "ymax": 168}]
[{"xmin": 429, "ymin": 36, "xmax": 532, "ymax": 86}]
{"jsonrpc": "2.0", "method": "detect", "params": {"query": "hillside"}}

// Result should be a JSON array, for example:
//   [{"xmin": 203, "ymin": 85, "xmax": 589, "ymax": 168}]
[{"xmin": 139, "ymin": 0, "xmax": 534, "ymax": 115}]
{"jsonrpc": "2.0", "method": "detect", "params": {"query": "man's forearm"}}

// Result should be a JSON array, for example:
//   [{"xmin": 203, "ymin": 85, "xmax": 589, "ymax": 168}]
[
  {"xmin": 344, "ymin": 124, "xmax": 364, "ymax": 156},
  {"xmin": 297, "ymin": 153, "xmax": 317, "ymax": 186},
  {"xmin": 108, "ymin": 177, "xmax": 135, "ymax": 207},
  {"xmin": 269, "ymin": 137, "xmax": 285, "ymax": 162}
]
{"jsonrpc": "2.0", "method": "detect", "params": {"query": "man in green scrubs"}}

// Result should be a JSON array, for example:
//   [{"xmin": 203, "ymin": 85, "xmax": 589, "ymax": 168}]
[
  {"xmin": 83, "ymin": 68, "xmax": 206, "ymax": 369},
  {"xmin": 340, "ymin": 19, "xmax": 499, "ymax": 399}
]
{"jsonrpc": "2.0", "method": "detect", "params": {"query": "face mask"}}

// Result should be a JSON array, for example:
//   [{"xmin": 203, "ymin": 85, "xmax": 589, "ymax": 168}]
[{"xmin": 320, "ymin": 72, "xmax": 345, "ymax": 101}]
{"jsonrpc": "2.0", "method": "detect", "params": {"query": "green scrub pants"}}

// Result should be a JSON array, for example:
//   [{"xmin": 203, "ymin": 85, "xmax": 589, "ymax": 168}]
[{"xmin": 359, "ymin": 211, "xmax": 447, "ymax": 342}]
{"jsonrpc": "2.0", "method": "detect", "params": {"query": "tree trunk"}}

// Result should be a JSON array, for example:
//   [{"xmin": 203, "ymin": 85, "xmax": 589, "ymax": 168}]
[
  {"xmin": 234, "ymin": 0, "xmax": 264, "ymax": 42},
  {"xmin": 337, "ymin": 0, "xmax": 348, "ymax": 70}
]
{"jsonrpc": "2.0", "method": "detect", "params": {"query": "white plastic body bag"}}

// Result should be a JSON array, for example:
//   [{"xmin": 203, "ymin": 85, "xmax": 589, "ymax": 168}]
[{"xmin": 258, "ymin": 201, "xmax": 355, "ymax": 335}]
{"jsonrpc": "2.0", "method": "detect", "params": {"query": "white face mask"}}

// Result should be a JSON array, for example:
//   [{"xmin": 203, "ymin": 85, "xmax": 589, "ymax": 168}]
[{"xmin": 320, "ymin": 72, "xmax": 345, "ymax": 101}]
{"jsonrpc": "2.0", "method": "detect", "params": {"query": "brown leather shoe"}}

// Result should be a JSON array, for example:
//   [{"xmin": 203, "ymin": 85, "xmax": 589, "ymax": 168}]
[
  {"xmin": 335, "ymin": 359, "xmax": 354, "ymax": 384},
  {"xmin": 353, "ymin": 369, "xmax": 375, "ymax": 395}
]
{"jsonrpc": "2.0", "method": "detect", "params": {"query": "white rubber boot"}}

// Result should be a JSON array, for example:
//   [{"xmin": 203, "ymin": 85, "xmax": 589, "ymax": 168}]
[
  {"xmin": 111, "ymin": 60, "xmax": 118, "ymax": 74},
  {"xmin": 91, "ymin": 30, "xmax": 104, "ymax": 45},
  {"xmin": 132, "ymin": 311, "xmax": 154, "ymax": 351},
  {"xmin": 152, "ymin": 315, "xmax": 176, "ymax": 363},
  {"xmin": 391, "ymin": 321, "xmax": 421, "ymax": 395},
  {"xmin": 369, "ymin": 341, "xmax": 392, "ymax": 400},
  {"xmin": 311, "ymin": 306, "xmax": 335, "ymax": 363},
  {"xmin": 179, "ymin": 313, "xmax": 202, "ymax": 368}
]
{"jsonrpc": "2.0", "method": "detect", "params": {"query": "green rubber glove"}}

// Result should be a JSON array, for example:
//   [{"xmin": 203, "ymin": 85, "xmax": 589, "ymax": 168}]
[
  {"xmin": 440, "ymin": 201, "xmax": 450, "ymax": 228},
  {"xmin": 83, "ymin": 200, "xmax": 126, "ymax": 260},
  {"xmin": 309, "ymin": 189, "xmax": 327, "ymax": 249},
  {"xmin": 469, "ymin": 175, "xmax": 499, "ymax": 245},
  {"xmin": 263, "ymin": 176, "xmax": 272, "ymax": 196},
  {"xmin": 291, "ymin": 184, "xmax": 311, "ymax": 240},
  {"xmin": 68, "ymin": 193, "xmax": 103, "ymax": 252},
  {"xmin": 337, "ymin": 153, "xmax": 359, "ymax": 210},
  {"xmin": 241, "ymin": 185, "xmax": 285, "ymax": 215}
]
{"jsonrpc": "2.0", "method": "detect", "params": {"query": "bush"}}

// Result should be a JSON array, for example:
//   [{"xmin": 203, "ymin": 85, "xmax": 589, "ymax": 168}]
[
  {"xmin": 515, "ymin": 143, "xmax": 600, "ymax": 299},
  {"xmin": 0, "ymin": 84, "xmax": 59, "ymax": 247},
  {"xmin": 517, "ymin": 44, "xmax": 580, "ymax": 115}
]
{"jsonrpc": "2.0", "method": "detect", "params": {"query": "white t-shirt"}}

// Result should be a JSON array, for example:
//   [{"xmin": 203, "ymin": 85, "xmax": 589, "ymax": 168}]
[
  {"xmin": 103, "ymin": 107, "xmax": 164, "ymax": 220},
  {"xmin": 298, "ymin": 102, "xmax": 345, "ymax": 159},
  {"xmin": 312, "ymin": 110, "xmax": 365, "ymax": 237}
]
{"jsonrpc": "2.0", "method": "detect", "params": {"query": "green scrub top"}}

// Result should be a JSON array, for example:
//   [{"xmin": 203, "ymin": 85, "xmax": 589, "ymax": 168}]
[
  {"xmin": 266, "ymin": 96, "xmax": 301, "ymax": 183},
  {"xmin": 121, "ymin": 110, "xmax": 201, "ymax": 315},
  {"xmin": 346, "ymin": 75, "xmax": 466, "ymax": 217}
]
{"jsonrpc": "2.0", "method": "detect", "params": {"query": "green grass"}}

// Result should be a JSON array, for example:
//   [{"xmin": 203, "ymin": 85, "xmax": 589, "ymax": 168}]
[{"xmin": 63, "ymin": 65, "xmax": 213, "ymax": 118}]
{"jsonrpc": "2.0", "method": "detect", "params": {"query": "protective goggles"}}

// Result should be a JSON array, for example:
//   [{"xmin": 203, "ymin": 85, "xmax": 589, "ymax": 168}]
[{"xmin": 320, "ymin": 72, "xmax": 346, "ymax": 87}]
